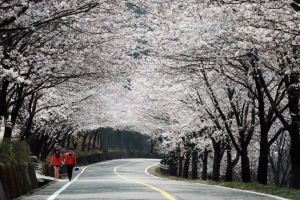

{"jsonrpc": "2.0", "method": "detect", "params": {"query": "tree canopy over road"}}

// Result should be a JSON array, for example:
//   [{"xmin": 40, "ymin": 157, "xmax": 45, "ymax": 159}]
[{"xmin": 0, "ymin": 0, "xmax": 299, "ymax": 189}]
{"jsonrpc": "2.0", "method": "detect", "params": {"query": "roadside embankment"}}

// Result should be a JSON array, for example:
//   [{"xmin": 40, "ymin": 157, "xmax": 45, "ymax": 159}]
[{"xmin": 0, "ymin": 163, "xmax": 38, "ymax": 200}]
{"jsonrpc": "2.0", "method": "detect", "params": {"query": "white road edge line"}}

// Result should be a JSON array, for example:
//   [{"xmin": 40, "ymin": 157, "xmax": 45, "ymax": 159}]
[
  {"xmin": 145, "ymin": 163, "xmax": 164, "ymax": 180},
  {"xmin": 47, "ymin": 166, "xmax": 88, "ymax": 200},
  {"xmin": 47, "ymin": 161, "xmax": 113, "ymax": 200},
  {"xmin": 145, "ymin": 163, "xmax": 288, "ymax": 200}
]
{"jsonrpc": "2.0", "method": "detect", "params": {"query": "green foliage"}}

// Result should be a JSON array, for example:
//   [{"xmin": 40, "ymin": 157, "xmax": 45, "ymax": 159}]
[
  {"xmin": 73, "ymin": 149, "xmax": 87, "ymax": 157},
  {"xmin": 12, "ymin": 140, "xmax": 31, "ymax": 163},
  {"xmin": 73, "ymin": 148, "xmax": 100, "ymax": 157},
  {"xmin": 0, "ymin": 139, "xmax": 15, "ymax": 163},
  {"xmin": 0, "ymin": 139, "xmax": 31, "ymax": 164}
]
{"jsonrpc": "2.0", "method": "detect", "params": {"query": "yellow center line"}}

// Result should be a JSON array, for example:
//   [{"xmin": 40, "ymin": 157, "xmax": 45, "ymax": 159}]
[{"xmin": 114, "ymin": 161, "xmax": 176, "ymax": 200}]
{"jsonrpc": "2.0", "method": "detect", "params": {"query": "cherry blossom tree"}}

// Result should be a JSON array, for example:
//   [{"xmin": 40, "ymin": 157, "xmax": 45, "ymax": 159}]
[
  {"xmin": 130, "ymin": 0, "xmax": 299, "ymax": 188},
  {"xmin": 1, "ymin": 0, "xmax": 299, "ymax": 189}
]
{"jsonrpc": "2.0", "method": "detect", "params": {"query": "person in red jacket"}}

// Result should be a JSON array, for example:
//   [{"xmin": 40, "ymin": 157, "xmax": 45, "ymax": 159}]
[
  {"xmin": 64, "ymin": 147, "xmax": 77, "ymax": 181},
  {"xmin": 49, "ymin": 149, "xmax": 63, "ymax": 181}
]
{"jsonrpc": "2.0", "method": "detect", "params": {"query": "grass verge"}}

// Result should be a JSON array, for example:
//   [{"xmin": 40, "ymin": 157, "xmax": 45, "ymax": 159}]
[{"xmin": 147, "ymin": 164, "xmax": 300, "ymax": 200}]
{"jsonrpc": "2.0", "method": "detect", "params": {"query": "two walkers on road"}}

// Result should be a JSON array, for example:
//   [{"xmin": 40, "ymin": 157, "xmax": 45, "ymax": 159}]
[{"xmin": 50, "ymin": 147, "xmax": 78, "ymax": 181}]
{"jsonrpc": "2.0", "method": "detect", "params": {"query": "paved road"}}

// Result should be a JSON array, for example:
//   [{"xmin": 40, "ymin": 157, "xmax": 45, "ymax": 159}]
[{"xmin": 24, "ymin": 159, "xmax": 286, "ymax": 200}]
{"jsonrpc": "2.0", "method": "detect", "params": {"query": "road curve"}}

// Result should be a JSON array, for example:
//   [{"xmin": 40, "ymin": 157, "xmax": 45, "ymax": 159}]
[{"xmin": 23, "ymin": 158, "xmax": 286, "ymax": 200}]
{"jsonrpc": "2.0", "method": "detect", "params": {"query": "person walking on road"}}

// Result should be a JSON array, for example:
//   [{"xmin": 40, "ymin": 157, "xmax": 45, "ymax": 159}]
[
  {"xmin": 64, "ymin": 147, "xmax": 77, "ymax": 181},
  {"xmin": 49, "ymin": 148, "xmax": 63, "ymax": 181}
]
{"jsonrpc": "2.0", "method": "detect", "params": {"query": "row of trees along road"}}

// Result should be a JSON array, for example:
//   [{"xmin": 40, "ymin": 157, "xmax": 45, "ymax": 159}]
[
  {"xmin": 121, "ymin": 0, "xmax": 300, "ymax": 189},
  {"xmin": 0, "ymin": 1, "xmax": 143, "ymax": 159},
  {"xmin": 0, "ymin": 0, "xmax": 300, "ymax": 189}
]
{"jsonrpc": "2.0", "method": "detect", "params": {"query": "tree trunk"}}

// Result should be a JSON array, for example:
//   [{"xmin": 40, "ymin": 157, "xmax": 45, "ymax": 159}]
[
  {"xmin": 192, "ymin": 150, "xmax": 198, "ymax": 179},
  {"xmin": 66, "ymin": 134, "xmax": 71, "ymax": 149},
  {"xmin": 72, "ymin": 136, "xmax": 78, "ymax": 149},
  {"xmin": 183, "ymin": 152, "xmax": 190, "ymax": 178},
  {"xmin": 4, "ymin": 126, "xmax": 12, "ymax": 140},
  {"xmin": 289, "ymin": 117, "xmax": 300, "ymax": 188},
  {"xmin": 178, "ymin": 155, "xmax": 183, "ymax": 177},
  {"xmin": 31, "ymin": 130, "xmax": 46, "ymax": 159},
  {"xmin": 202, "ymin": 151, "xmax": 208, "ymax": 180},
  {"xmin": 225, "ymin": 150, "xmax": 232, "ymax": 182},
  {"xmin": 100, "ymin": 132, "xmax": 103, "ymax": 150},
  {"xmin": 40, "ymin": 134, "xmax": 50, "ymax": 161},
  {"xmin": 241, "ymin": 148, "xmax": 251, "ymax": 182},
  {"xmin": 172, "ymin": 153, "xmax": 178, "ymax": 176},
  {"xmin": 212, "ymin": 141, "xmax": 221, "ymax": 181},
  {"xmin": 22, "ymin": 117, "xmax": 34, "ymax": 140},
  {"xmin": 4, "ymin": 85, "xmax": 24, "ymax": 138},
  {"xmin": 92, "ymin": 130, "xmax": 98, "ymax": 149},
  {"xmin": 168, "ymin": 152, "xmax": 177, "ymax": 176},
  {"xmin": 61, "ymin": 137, "xmax": 66, "ymax": 148},
  {"xmin": 21, "ymin": 93, "xmax": 38, "ymax": 141},
  {"xmin": 150, "ymin": 140, "xmax": 156, "ymax": 154},
  {"xmin": 257, "ymin": 142, "xmax": 269, "ymax": 184},
  {"xmin": 87, "ymin": 132, "xmax": 93, "ymax": 152},
  {"xmin": 288, "ymin": 73, "xmax": 300, "ymax": 189},
  {"xmin": 81, "ymin": 133, "xmax": 88, "ymax": 151},
  {"xmin": 97, "ymin": 130, "xmax": 101, "ymax": 147},
  {"xmin": 225, "ymin": 150, "xmax": 239, "ymax": 182},
  {"xmin": 0, "ymin": 80, "xmax": 9, "ymax": 121}
]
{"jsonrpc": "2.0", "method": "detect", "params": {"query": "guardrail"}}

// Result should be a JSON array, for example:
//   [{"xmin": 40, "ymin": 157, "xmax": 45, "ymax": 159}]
[{"xmin": 159, "ymin": 163, "xmax": 170, "ymax": 175}]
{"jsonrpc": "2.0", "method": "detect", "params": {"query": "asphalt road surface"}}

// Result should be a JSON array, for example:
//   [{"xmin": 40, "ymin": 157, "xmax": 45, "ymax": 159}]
[{"xmin": 23, "ymin": 158, "xmax": 287, "ymax": 200}]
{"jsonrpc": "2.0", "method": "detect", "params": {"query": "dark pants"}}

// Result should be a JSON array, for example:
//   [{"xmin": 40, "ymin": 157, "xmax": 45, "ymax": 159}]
[{"xmin": 67, "ymin": 164, "xmax": 74, "ymax": 180}]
